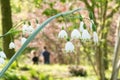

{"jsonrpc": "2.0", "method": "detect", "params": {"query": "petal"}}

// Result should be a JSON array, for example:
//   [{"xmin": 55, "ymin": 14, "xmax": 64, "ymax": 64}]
[
  {"xmin": 9, "ymin": 42, "xmax": 15, "ymax": 49},
  {"xmin": 71, "ymin": 29, "xmax": 81, "ymax": 39},
  {"xmin": 65, "ymin": 41, "xmax": 74, "ymax": 53},
  {"xmin": 0, "ymin": 51, "xmax": 6, "ymax": 58},
  {"xmin": 81, "ymin": 29, "xmax": 91, "ymax": 40},
  {"xmin": 0, "ymin": 57, "xmax": 5, "ymax": 64},
  {"xmin": 58, "ymin": 30, "xmax": 68, "ymax": 38}
]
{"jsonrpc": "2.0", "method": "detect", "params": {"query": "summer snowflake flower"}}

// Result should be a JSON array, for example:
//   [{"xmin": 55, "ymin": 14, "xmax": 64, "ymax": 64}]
[
  {"xmin": 0, "ymin": 57, "xmax": 5, "ymax": 64},
  {"xmin": 27, "ymin": 26, "xmax": 34, "ymax": 34},
  {"xmin": 71, "ymin": 29, "xmax": 81, "ymax": 40},
  {"xmin": 9, "ymin": 42, "xmax": 15, "ymax": 49},
  {"xmin": 81, "ymin": 29, "xmax": 91, "ymax": 40},
  {"xmin": 21, "ymin": 37, "xmax": 27, "ymax": 45},
  {"xmin": 90, "ymin": 20, "xmax": 94, "ymax": 30},
  {"xmin": 79, "ymin": 21, "xmax": 84, "ymax": 32},
  {"xmin": 65, "ymin": 41, "xmax": 74, "ymax": 53},
  {"xmin": 58, "ymin": 30, "xmax": 68, "ymax": 39},
  {"xmin": 22, "ymin": 24, "xmax": 28, "ymax": 34},
  {"xmin": 0, "ymin": 51, "xmax": 6, "ymax": 58},
  {"xmin": 93, "ymin": 32, "xmax": 99, "ymax": 43}
]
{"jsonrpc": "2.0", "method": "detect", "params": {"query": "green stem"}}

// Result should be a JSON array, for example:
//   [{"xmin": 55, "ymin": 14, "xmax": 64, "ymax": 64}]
[{"xmin": 0, "ymin": 8, "xmax": 84, "ymax": 77}]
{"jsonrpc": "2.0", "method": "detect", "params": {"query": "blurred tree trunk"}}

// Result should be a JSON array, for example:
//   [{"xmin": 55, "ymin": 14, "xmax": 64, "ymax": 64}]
[
  {"xmin": 110, "ymin": 18, "xmax": 120, "ymax": 80},
  {"xmin": 0, "ymin": 0, "xmax": 15, "ymax": 58}
]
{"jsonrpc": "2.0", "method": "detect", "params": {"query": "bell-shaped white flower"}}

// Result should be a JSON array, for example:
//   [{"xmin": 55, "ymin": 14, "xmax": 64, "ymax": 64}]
[
  {"xmin": 0, "ymin": 57, "xmax": 5, "ymax": 64},
  {"xmin": 22, "ymin": 24, "xmax": 28, "ymax": 34},
  {"xmin": 93, "ymin": 32, "xmax": 99, "ymax": 43},
  {"xmin": 58, "ymin": 30, "xmax": 68, "ymax": 39},
  {"xmin": 71, "ymin": 29, "xmax": 81, "ymax": 40},
  {"xmin": 0, "ymin": 51, "xmax": 6, "ymax": 58},
  {"xmin": 90, "ymin": 20, "xmax": 94, "ymax": 30},
  {"xmin": 9, "ymin": 42, "xmax": 15, "ymax": 49},
  {"xmin": 27, "ymin": 26, "xmax": 34, "ymax": 34},
  {"xmin": 81, "ymin": 29, "xmax": 91, "ymax": 40},
  {"xmin": 21, "ymin": 37, "xmax": 27, "ymax": 45},
  {"xmin": 79, "ymin": 21, "xmax": 84, "ymax": 32},
  {"xmin": 65, "ymin": 41, "xmax": 74, "ymax": 53}
]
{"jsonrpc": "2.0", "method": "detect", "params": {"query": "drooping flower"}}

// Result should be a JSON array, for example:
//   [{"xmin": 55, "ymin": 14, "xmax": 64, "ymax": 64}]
[
  {"xmin": 27, "ymin": 25, "xmax": 34, "ymax": 34},
  {"xmin": 58, "ymin": 30, "xmax": 68, "ymax": 39},
  {"xmin": 71, "ymin": 29, "xmax": 81, "ymax": 40},
  {"xmin": 81, "ymin": 29, "xmax": 91, "ymax": 40},
  {"xmin": 79, "ymin": 21, "xmax": 84, "ymax": 32},
  {"xmin": 93, "ymin": 32, "xmax": 99, "ymax": 43},
  {"xmin": 0, "ymin": 57, "xmax": 5, "ymax": 64},
  {"xmin": 65, "ymin": 41, "xmax": 74, "ymax": 53},
  {"xmin": 22, "ymin": 24, "xmax": 28, "ymax": 34},
  {"xmin": 9, "ymin": 42, "xmax": 15, "ymax": 49},
  {"xmin": 21, "ymin": 37, "xmax": 27, "ymax": 45},
  {"xmin": 0, "ymin": 51, "xmax": 6, "ymax": 58}
]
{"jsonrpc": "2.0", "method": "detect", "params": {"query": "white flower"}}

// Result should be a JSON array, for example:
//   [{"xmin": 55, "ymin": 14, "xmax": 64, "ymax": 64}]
[
  {"xmin": 9, "ymin": 42, "xmax": 15, "ymax": 49},
  {"xmin": 27, "ymin": 26, "xmax": 34, "ymax": 34},
  {"xmin": 90, "ymin": 20, "xmax": 94, "ymax": 30},
  {"xmin": 81, "ymin": 29, "xmax": 91, "ymax": 40},
  {"xmin": 0, "ymin": 57, "xmax": 5, "ymax": 64},
  {"xmin": 21, "ymin": 37, "xmax": 27, "ymax": 45},
  {"xmin": 71, "ymin": 29, "xmax": 81, "ymax": 39},
  {"xmin": 0, "ymin": 51, "xmax": 6, "ymax": 58},
  {"xmin": 58, "ymin": 30, "xmax": 68, "ymax": 39},
  {"xmin": 22, "ymin": 24, "xmax": 28, "ymax": 34},
  {"xmin": 79, "ymin": 21, "xmax": 84, "ymax": 32},
  {"xmin": 22, "ymin": 24, "xmax": 34, "ymax": 35},
  {"xmin": 93, "ymin": 32, "xmax": 99, "ymax": 43},
  {"xmin": 65, "ymin": 41, "xmax": 74, "ymax": 53}
]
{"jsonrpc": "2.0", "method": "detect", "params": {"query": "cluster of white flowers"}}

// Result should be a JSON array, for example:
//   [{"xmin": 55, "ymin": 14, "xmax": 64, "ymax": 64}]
[
  {"xmin": 58, "ymin": 17, "xmax": 99, "ymax": 53},
  {"xmin": 0, "ymin": 22, "xmax": 37, "ymax": 64}
]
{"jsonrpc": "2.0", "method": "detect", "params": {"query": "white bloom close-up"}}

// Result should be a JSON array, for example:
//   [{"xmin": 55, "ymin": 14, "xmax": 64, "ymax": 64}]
[
  {"xmin": 90, "ymin": 20, "xmax": 94, "ymax": 30},
  {"xmin": 79, "ymin": 21, "xmax": 84, "ymax": 32},
  {"xmin": 22, "ymin": 24, "xmax": 28, "ymax": 34},
  {"xmin": 81, "ymin": 29, "xmax": 91, "ymax": 40},
  {"xmin": 71, "ymin": 29, "xmax": 81, "ymax": 40},
  {"xmin": 9, "ymin": 42, "xmax": 15, "ymax": 49},
  {"xmin": 65, "ymin": 41, "xmax": 74, "ymax": 53},
  {"xmin": 0, "ymin": 51, "xmax": 6, "ymax": 58},
  {"xmin": 58, "ymin": 30, "xmax": 68, "ymax": 39},
  {"xmin": 0, "ymin": 57, "xmax": 5, "ymax": 64},
  {"xmin": 21, "ymin": 37, "xmax": 27, "ymax": 45},
  {"xmin": 93, "ymin": 32, "xmax": 99, "ymax": 43},
  {"xmin": 27, "ymin": 26, "xmax": 34, "ymax": 34}
]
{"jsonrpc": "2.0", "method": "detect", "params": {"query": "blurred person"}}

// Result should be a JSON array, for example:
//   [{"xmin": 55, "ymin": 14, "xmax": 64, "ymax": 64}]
[
  {"xmin": 41, "ymin": 46, "xmax": 50, "ymax": 64},
  {"xmin": 32, "ymin": 51, "xmax": 39, "ymax": 64}
]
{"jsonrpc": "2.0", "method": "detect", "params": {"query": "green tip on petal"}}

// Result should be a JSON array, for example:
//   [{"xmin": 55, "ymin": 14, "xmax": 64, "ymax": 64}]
[
  {"xmin": 79, "ymin": 15, "xmax": 83, "ymax": 21},
  {"xmin": 89, "ymin": 11, "xmax": 94, "ymax": 19},
  {"xmin": 92, "ymin": 24, "xmax": 96, "ymax": 31}
]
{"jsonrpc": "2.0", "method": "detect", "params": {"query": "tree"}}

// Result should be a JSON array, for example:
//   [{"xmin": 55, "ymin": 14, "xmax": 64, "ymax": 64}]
[{"xmin": 0, "ymin": 0, "xmax": 15, "ymax": 58}]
